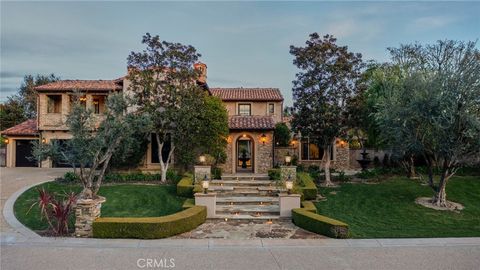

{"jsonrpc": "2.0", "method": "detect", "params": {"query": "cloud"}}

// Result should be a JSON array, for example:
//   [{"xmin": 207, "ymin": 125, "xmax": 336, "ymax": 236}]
[
  {"xmin": 0, "ymin": 71, "xmax": 24, "ymax": 79},
  {"xmin": 409, "ymin": 16, "xmax": 458, "ymax": 31}
]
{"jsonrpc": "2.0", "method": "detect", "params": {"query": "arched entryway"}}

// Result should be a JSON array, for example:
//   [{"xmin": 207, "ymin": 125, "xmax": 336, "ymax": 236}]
[{"xmin": 236, "ymin": 134, "xmax": 254, "ymax": 173}]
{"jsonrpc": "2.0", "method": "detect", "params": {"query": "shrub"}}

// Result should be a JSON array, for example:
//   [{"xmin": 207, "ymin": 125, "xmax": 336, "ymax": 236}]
[
  {"xmin": 93, "ymin": 206, "xmax": 207, "ymax": 239},
  {"xmin": 104, "ymin": 172, "xmax": 160, "ymax": 183},
  {"xmin": 301, "ymin": 201, "xmax": 317, "ymax": 213},
  {"xmin": 296, "ymin": 172, "xmax": 318, "ymax": 200},
  {"xmin": 274, "ymin": 123, "xmax": 291, "ymax": 146},
  {"xmin": 292, "ymin": 208, "xmax": 349, "ymax": 238},
  {"xmin": 182, "ymin": 198, "xmax": 195, "ymax": 209},
  {"xmin": 307, "ymin": 165, "xmax": 321, "ymax": 181},
  {"xmin": 212, "ymin": 167, "xmax": 222, "ymax": 180},
  {"xmin": 334, "ymin": 171, "xmax": 351, "ymax": 182},
  {"xmin": 166, "ymin": 169, "xmax": 182, "ymax": 185},
  {"xmin": 62, "ymin": 172, "xmax": 79, "ymax": 183},
  {"xmin": 268, "ymin": 169, "xmax": 281, "ymax": 180},
  {"xmin": 176, "ymin": 177, "xmax": 195, "ymax": 197}
]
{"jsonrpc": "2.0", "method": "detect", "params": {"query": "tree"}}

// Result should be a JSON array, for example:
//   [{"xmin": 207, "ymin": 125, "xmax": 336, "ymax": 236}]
[
  {"xmin": 33, "ymin": 93, "xmax": 148, "ymax": 199},
  {"xmin": 290, "ymin": 33, "xmax": 364, "ymax": 186},
  {"xmin": 18, "ymin": 74, "xmax": 60, "ymax": 118},
  {"xmin": 375, "ymin": 40, "xmax": 480, "ymax": 207},
  {"xmin": 127, "ymin": 33, "xmax": 228, "ymax": 181},
  {"xmin": 0, "ymin": 97, "xmax": 26, "ymax": 131},
  {"xmin": 274, "ymin": 122, "xmax": 291, "ymax": 146}
]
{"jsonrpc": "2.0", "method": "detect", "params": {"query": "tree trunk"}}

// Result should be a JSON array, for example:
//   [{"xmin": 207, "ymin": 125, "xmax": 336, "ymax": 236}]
[
  {"xmin": 323, "ymin": 144, "xmax": 334, "ymax": 187},
  {"xmin": 156, "ymin": 133, "xmax": 175, "ymax": 183},
  {"xmin": 432, "ymin": 159, "xmax": 452, "ymax": 207},
  {"xmin": 407, "ymin": 154, "xmax": 416, "ymax": 178}
]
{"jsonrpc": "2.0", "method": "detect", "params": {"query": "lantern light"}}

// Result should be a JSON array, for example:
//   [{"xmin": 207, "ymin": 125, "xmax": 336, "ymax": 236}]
[
  {"xmin": 4, "ymin": 138, "xmax": 9, "ymax": 144},
  {"xmin": 202, "ymin": 175, "xmax": 209, "ymax": 194},
  {"xmin": 199, "ymin": 155, "xmax": 206, "ymax": 164},
  {"xmin": 260, "ymin": 134, "xmax": 267, "ymax": 145},
  {"xmin": 286, "ymin": 174, "xmax": 294, "ymax": 194},
  {"xmin": 42, "ymin": 138, "xmax": 47, "ymax": 144},
  {"xmin": 285, "ymin": 152, "xmax": 292, "ymax": 165}
]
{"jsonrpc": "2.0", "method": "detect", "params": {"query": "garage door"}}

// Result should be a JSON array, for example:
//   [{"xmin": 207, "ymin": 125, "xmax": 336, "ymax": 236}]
[{"xmin": 15, "ymin": 140, "xmax": 38, "ymax": 167}]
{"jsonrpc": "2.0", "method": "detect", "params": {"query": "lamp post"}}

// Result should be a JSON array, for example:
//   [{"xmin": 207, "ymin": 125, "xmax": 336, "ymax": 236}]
[{"xmin": 202, "ymin": 175, "xmax": 209, "ymax": 194}]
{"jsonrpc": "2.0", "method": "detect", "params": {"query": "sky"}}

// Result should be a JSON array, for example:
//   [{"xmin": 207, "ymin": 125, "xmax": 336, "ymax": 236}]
[{"xmin": 1, "ymin": 1, "xmax": 479, "ymax": 105}]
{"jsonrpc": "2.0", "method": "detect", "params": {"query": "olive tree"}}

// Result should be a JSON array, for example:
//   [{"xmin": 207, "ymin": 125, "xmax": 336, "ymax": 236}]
[{"xmin": 375, "ymin": 40, "xmax": 480, "ymax": 207}]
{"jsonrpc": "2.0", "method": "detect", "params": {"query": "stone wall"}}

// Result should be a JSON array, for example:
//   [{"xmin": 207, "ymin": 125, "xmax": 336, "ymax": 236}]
[
  {"xmin": 274, "ymin": 146, "xmax": 297, "ymax": 167},
  {"xmin": 75, "ymin": 196, "xmax": 106, "ymax": 237}
]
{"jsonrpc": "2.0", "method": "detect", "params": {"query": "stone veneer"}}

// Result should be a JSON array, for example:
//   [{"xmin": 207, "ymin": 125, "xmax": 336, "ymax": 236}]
[
  {"xmin": 194, "ymin": 165, "xmax": 211, "ymax": 182},
  {"xmin": 280, "ymin": 166, "xmax": 297, "ymax": 182},
  {"xmin": 219, "ymin": 131, "xmax": 273, "ymax": 174},
  {"xmin": 74, "ymin": 196, "xmax": 106, "ymax": 237}
]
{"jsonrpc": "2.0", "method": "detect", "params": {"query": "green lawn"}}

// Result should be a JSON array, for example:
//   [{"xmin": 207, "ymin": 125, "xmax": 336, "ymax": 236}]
[
  {"xmin": 315, "ymin": 176, "xmax": 480, "ymax": 238},
  {"xmin": 14, "ymin": 182, "xmax": 185, "ymax": 231}
]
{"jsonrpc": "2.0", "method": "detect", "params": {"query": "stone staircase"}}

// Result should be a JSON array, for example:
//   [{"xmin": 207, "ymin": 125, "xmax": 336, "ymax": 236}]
[{"xmin": 208, "ymin": 174, "xmax": 284, "ymax": 220}]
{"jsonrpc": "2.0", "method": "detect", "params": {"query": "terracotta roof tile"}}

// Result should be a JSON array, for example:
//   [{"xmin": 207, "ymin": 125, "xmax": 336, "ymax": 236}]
[
  {"xmin": 228, "ymin": 116, "xmax": 275, "ymax": 130},
  {"xmin": 34, "ymin": 80, "xmax": 122, "ymax": 91},
  {"xmin": 1, "ymin": 119, "xmax": 38, "ymax": 136},
  {"xmin": 211, "ymin": 88, "xmax": 283, "ymax": 101}
]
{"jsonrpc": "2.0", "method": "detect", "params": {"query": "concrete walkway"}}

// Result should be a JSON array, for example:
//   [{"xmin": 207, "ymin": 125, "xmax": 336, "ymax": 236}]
[{"xmin": 1, "ymin": 168, "xmax": 480, "ymax": 270}]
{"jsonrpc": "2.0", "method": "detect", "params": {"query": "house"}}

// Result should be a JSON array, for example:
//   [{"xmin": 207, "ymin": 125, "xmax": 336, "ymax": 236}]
[{"xmin": 1, "ymin": 63, "xmax": 350, "ymax": 172}]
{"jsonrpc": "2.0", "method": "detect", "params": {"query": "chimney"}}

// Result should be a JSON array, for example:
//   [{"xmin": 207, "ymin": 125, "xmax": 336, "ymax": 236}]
[{"xmin": 194, "ymin": 62, "xmax": 207, "ymax": 84}]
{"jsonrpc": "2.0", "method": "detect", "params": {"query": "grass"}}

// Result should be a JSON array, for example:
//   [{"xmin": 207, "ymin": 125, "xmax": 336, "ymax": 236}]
[
  {"xmin": 14, "ymin": 182, "xmax": 186, "ymax": 231},
  {"xmin": 315, "ymin": 176, "xmax": 480, "ymax": 238}
]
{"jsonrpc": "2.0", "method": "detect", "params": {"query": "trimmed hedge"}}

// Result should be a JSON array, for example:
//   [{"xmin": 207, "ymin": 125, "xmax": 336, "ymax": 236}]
[
  {"xmin": 177, "ymin": 177, "xmax": 195, "ymax": 197},
  {"xmin": 93, "ymin": 205, "xmax": 207, "ymax": 239},
  {"xmin": 301, "ymin": 201, "xmax": 317, "ymax": 213},
  {"xmin": 182, "ymin": 198, "xmax": 195, "ymax": 209},
  {"xmin": 296, "ymin": 172, "xmax": 318, "ymax": 200},
  {"xmin": 292, "ymin": 208, "xmax": 349, "ymax": 239}
]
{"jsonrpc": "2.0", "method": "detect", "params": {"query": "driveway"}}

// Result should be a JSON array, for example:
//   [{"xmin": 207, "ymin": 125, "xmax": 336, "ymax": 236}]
[{"xmin": 0, "ymin": 167, "xmax": 70, "ymax": 233}]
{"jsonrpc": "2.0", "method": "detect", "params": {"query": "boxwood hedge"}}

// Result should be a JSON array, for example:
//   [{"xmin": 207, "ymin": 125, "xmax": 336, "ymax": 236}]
[
  {"xmin": 93, "ymin": 205, "xmax": 206, "ymax": 239},
  {"xmin": 292, "ymin": 208, "xmax": 349, "ymax": 239},
  {"xmin": 296, "ymin": 172, "xmax": 318, "ymax": 200}
]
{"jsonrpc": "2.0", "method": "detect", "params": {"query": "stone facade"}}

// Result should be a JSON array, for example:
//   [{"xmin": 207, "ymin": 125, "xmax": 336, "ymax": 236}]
[
  {"xmin": 194, "ymin": 165, "xmax": 211, "ymax": 182},
  {"xmin": 280, "ymin": 166, "xmax": 297, "ymax": 182},
  {"xmin": 74, "ymin": 196, "xmax": 106, "ymax": 237},
  {"xmin": 274, "ymin": 146, "xmax": 296, "ymax": 167},
  {"xmin": 220, "ymin": 131, "xmax": 273, "ymax": 174}
]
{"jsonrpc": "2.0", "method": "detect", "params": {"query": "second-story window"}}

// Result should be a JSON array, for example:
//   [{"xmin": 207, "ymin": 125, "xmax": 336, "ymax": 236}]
[
  {"xmin": 238, "ymin": 104, "xmax": 251, "ymax": 116},
  {"xmin": 47, "ymin": 95, "xmax": 62, "ymax": 113},
  {"xmin": 268, "ymin": 103, "xmax": 275, "ymax": 114},
  {"xmin": 92, "ymin": 96, "xmax": 105, "ymax": 114}
]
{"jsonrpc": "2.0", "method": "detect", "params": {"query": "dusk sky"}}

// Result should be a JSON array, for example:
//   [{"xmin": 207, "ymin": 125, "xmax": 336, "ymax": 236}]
[{"xmin": 1, "ymin": 1, "xmax": 479, "ymax": 105}]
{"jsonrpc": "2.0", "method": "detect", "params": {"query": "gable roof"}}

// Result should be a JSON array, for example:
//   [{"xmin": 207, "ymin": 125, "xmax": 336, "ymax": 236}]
[
  {"xmin": 228, "ymin": 116, "xmax": 275, "ymax": 130},
  {"xmin": 1, "ymin": 119, "xmax": 38, "ymax": 136},
  {"xmin": 34, "ymin": 79, "xmax": 123, "ymax": 91},
  {"xmin": 210, "ymin": 88, "xmax": 283, "ymax": 101}
]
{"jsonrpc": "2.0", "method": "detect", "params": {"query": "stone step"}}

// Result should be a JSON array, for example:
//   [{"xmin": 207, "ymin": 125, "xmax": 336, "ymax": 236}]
[
  {"xmin": 216, "ymin": 196, "xmax": 279, "ymax": 204},
  {"xmin": 216, "ymin": 204, "xmax": 279, "ymax": 213},
  {"xmin": 216, "ymin": 191, "xmax": 280, "ymax": 197},
  {"xmin": 221, "ymin": 174, "xmax": 270, "ymax": 181},
  {"xmin": 211, "ymin": 180, "xmax": 276, "ymax": 186},
  {"xmin": 214, "ymin": 214, "xmax": 280, "ymax": 220}
]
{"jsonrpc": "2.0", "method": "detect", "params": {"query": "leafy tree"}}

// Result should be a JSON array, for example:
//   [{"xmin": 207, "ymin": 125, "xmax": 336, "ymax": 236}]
[
  {"xmin": 33, "ymin": 94, "xmax": 149, "ymax": 199},
  {"xmin": 0, "ymin": 97, "xmax": 26, "ymax": 131},
  {"xmin": 375, "ymin": 40, "xmax": 480, "ymax": 207},
  {"xmin": 19, "ymin": 74, "xmax": 60, "ymax": 118},
  {"xmin": 127, "ymin": 33, "xmax": 228, "ymax": 181},
  {"xmin": 274, "ymin": 122, "xmax": 291, "ymax": 146},
  {"xmin": 290, "ymin": 33, "xmax": 364, "ymax": 186}
]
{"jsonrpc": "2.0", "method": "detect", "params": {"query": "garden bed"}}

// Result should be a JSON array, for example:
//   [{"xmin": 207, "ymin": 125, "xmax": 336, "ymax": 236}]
[{"xmin": 13, "ymin": 181, "xmax": 186, "ymax": 233}]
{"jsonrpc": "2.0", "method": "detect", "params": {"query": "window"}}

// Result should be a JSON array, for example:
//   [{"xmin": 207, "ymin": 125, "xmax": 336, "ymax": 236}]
[
  {"xmin": 93, "ymin": 96, "xmax": 105, "ymax": 114},
  {"xmin": 47, "ymin": 95, "xmax": 62, "ymax": 113},
  {"xmin": 268, "ymin": 103, "xmax": 275, "ymax": 114},
  {"xmin": 301, "ymin": 138, "xmax": 334, "ymax": 161},
  {"xmin": 238, "ymin": 104, "xmax": 251, "ymax": 116}
]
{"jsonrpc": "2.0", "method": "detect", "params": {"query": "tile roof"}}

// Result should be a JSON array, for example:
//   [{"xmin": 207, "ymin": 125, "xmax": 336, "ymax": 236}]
[
  {"xmin": 210, "ymin": 88, "xmax": 283, "ymax": 101},
  {"xmin": 1, "ymin": 119, "xmax": 38, "ymax": 136},
  {"xmin": 34, "ymin": 80, "xmax": 123, "ymax": 91},
  {"xmin": 228, "ymin": 116, "xmax": 275, "ymax": 130}
]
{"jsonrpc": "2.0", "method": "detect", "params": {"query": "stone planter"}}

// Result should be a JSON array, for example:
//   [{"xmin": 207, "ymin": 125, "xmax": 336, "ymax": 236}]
[{"xmin": 74, "ymin": 196, "xmax": 106, "ymax": 237}]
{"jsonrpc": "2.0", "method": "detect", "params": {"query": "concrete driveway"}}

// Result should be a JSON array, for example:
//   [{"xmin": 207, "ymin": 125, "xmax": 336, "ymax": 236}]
[{"xmin": 0, "ymin": 167, "xmax": 70, "ymax": 233}]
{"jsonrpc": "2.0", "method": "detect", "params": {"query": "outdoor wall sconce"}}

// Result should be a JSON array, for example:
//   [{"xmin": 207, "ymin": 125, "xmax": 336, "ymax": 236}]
[
  {"xmin": 290, "ymin": 140, "xmax": 297, "ymax": 146},
  {"xmin": 4, "ymin": 138, "xmax": 9, "ymax": 144},
  {"xmin": 199, "ymin": 154, "xmax": 206, "ymax": 164},
  {"xmin": 242, "ymin": 134, "xmax": 247, "ymax": 138},
  {"xmin": 79, "ymin": 96, "xmax": 87, "ymax": 102},
  {"xmin": 285, "ymin": 152, "xmax": 292, "ymax": 165},
  {"xmin": 285, "ymin": 175, "xmax": 293, "ymax": 194},
  {"xmin": 202, "ymin": 175, "xmax": 209, "ymax": 194},
  {"xmin": 42, "ymin": 138, "xmax": 47, "ymax": 144},
  {"xmin": 260, "ymin": 134, "xmax": 267, "ymax": 145}
]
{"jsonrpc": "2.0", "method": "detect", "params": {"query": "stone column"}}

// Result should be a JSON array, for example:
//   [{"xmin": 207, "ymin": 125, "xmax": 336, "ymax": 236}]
[
  {"xmin": 279, "ymin": 193, "xmax": 301, "ymax": 217},
  {"xmin": 194, "ymin": 193, "xmax": 216, "ymax": 218},
  {"xmin": 194, "ymin": 165, "xmax": 211, "ymax": 183},
  {"xmin": 74, "ymin": 196, "xmax": 106, "ymax": 237},
  {"xmin": 280, "ymin": 166, "xmax": 297, "ymax": 182}
]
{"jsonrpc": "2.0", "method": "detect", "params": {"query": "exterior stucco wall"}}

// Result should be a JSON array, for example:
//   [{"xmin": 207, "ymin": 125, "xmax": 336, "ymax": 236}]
[{"xmin": 222, "ymin": 101, "xmax": 282, "ymax": 123}]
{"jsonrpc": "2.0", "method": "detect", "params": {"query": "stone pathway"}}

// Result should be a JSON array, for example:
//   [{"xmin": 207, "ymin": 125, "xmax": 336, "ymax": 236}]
[{"xmin": 174, "ymin": 219, "xmax": 324, "ymax": 239}]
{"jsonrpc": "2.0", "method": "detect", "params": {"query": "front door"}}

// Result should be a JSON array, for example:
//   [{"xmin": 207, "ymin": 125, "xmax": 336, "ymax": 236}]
[{"xmin": 236, "ymin": 137, "xmax": 253, "ymax": 173}]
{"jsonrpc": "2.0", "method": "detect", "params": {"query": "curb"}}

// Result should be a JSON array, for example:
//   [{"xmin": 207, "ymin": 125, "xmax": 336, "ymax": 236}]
[{"xmin": 2, "ymin": 180, "xmax": 52, "ymax": 239}]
